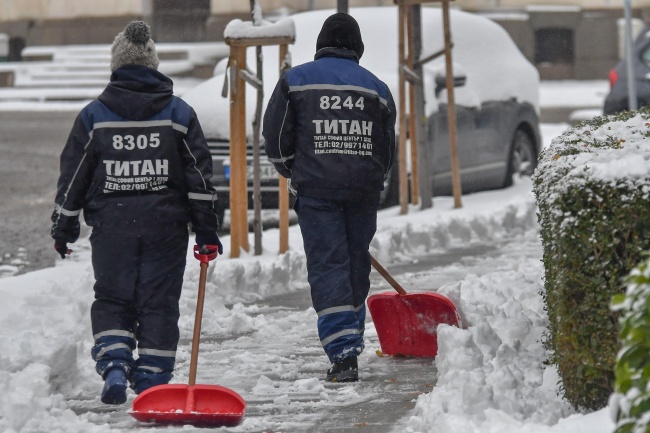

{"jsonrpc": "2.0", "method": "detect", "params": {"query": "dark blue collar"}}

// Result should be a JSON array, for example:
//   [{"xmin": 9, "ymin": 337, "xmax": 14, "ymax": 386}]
[{"xmin": 314, "ymin": 47, "xmax": 360, "ymax": 63}]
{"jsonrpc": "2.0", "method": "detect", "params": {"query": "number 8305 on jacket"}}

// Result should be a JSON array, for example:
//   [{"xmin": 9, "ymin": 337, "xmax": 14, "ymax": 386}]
[{"xmin": 51, "ymin": 66, "xmax": 219, "ymax": 242}]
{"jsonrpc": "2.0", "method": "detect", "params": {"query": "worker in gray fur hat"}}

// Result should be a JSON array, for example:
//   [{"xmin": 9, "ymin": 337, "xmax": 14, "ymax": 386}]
[{"xmin": 51, "ymin": 20, "xmax": 222, "ymax": 404}]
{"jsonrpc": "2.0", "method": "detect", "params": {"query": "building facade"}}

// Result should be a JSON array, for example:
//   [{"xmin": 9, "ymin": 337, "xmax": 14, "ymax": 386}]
[
  {"xmin": 467, "ymin": 1, "xmax": 650, "ymax": 80},
  {"xmin": 0, "ymin": 0, "xmax": 648, "ymax": 80}
]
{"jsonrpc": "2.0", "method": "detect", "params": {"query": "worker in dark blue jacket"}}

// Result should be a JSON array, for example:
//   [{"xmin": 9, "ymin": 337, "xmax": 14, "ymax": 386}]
[
  {"xmin": 263, "ymin": 13, "xmax": 397, "ymax": 382},
  {"xmin": 51, "ymin": 21, "xmax": 222, "ymax": 404}
]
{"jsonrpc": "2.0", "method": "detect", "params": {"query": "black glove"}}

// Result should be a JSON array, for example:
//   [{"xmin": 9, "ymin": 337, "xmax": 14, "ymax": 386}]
[
  {"xmin": 54, "ymin": 242, "xmax": 72, "ymax": 259},
  {"xmin": 195, "ymin": 231, "xmax": 223, "ymax": 255}
]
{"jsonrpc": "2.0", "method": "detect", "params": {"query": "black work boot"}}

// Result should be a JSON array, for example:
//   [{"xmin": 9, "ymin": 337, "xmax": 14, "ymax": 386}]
[{"xmin": 326, "ymin": 356, "xmax": 358, "ymax": 382}]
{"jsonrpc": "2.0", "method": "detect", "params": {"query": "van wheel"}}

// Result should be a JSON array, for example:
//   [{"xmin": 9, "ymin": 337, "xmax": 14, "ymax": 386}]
[{"xmin": 504, "ymin": 129, "xmax": 536, "ymax": 188}]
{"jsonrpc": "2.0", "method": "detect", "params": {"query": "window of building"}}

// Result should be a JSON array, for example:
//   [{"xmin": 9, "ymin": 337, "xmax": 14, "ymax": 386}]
[
  {"xmin": 9, "ymin": 37, "xmax": 25, "ymax": 62},
  {"xmin": 534, "ymin": 28, "xmax": 574, "ymax": 65}
]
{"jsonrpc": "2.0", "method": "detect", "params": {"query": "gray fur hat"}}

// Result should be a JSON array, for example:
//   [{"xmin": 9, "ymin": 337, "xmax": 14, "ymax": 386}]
[{"xmin": 110, "ymin": 21, "xmax": 159, "ymax": 72}]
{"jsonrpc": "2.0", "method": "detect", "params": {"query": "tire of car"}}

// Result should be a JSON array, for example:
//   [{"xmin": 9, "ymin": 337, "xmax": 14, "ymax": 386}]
[{"xmin": 503, "ymin": 128, "xmax": 537, "ymax": 188}]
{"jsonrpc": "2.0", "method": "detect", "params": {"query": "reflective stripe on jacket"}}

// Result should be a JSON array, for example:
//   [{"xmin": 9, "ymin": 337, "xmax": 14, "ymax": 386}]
[
  {"xmin": 52, "ymin": 65, "xmax": 219, "ymax": 241},
  {"xmin": 263, "ymin": 48, "xmax": 397, "ymax": 202}
]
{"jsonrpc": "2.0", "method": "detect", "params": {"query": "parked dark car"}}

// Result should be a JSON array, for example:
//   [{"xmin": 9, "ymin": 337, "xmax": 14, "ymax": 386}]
[
  {"xmin": 183, "ymin": 7, "xmax": 541, "ymax": 213},
  {"xmin": 604, "ymin": 23, "xmax": 650, "ymax": 115}
]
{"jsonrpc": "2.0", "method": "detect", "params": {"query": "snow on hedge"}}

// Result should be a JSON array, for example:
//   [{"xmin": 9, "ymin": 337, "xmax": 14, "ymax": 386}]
[{"xmin": 533, "ymin": 109, "xmax": 650, "ymax": 204}]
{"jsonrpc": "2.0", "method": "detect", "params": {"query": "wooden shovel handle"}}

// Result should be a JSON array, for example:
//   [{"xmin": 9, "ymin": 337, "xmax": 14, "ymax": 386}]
[
  {"xmin": 370, "ymin": 254, "xmax": 407, "ymax": 295},
  {"xmin": 188, "ymin": 260, "xmax": 209, "ymax": 387}
]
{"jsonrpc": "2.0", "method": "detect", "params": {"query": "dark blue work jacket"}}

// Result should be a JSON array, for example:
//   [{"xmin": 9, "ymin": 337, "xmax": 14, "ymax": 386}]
[
  {"xmin": 263, "ymin": 48, "xmax": 396, "ymax": 202},
  {"xmin": 52, "ymin": 65, "xmax": 219, "ymax": 242}
]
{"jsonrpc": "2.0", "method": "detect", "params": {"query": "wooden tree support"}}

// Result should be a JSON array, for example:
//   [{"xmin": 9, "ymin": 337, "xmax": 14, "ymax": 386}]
[
  {"xmin": 224, "ymin": 35, "xmax": 294, "ymax": 258},
  {"xmin": 396, "ymin": 0, "xmax": 462, "ymax": 212}
]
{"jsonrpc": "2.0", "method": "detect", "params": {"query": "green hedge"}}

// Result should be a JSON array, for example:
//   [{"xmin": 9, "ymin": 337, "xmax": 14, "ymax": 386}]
[
  {"xmin": 611, "ymin": 257, "xmax": 650, "ymax": 433},
  {"xmin": 533, "ymin": 107, "xmax": 650, "ymax": 411}
]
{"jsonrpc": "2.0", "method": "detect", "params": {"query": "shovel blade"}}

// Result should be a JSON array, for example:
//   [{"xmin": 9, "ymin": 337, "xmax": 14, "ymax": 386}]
[
  {"xmin": 367, "ymin": 292, "xmax": 461, "ymax": 357},
  {"xmin": 130, "ymin": 384, "xmax": 245, "ymax": 427}
]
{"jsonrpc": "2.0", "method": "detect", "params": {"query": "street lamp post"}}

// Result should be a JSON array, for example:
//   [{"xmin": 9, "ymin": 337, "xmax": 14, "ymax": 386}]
[{"xmin": 624, "ymin": 0, "xmax": 638, "ymax": 110}]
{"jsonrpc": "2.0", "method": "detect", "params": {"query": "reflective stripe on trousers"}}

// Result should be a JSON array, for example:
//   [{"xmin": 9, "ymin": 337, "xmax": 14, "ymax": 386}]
[
  {"xmin": 295, "ymin": 194, "xmax": 378, "ymax": 362},
  {"xmin": 89, "ymin": 224, "xmax": 188, "ymax": 380}
]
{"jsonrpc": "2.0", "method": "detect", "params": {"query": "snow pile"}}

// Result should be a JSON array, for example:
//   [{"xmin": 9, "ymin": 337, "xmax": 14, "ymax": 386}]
[
  {"xmin": 223, "ymin": 0, "xmax": 295, "ymax": 41},
  {"xmin": 224, "ymin": 17, "xmax": 295, "ymax": 40},
  {"xmin": 401, "ymin": 185, "xmax": 618, "ymax": 432},
  {"xmin": 393, "ymin": 188, "xmax": 572, "ymax": 432},
  {"xmin": 405, "ymin": 253, "xmax": 572, "ymax": 432},
  {"xmin": 0, "ymin": 257, "xmax": 101, "ymax": 433}
]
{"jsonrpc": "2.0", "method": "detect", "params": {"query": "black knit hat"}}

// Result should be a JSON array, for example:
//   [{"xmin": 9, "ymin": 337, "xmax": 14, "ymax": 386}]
[{"xmin": 316, "ymin": 13, "xmax": 364, "ymax": 59}]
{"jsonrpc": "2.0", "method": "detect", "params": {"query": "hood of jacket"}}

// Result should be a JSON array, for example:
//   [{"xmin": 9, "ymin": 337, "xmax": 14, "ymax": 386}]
[{"xmin": 98, "ymin": 65, "xmax": 173, "ymax": 120}]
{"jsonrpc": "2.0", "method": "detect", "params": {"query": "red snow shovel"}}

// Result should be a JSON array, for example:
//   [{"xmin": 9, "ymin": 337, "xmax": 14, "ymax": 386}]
[
  {"xmin": 367, "ymin": 255, "xmax": 461, "ymax": 358},
  {"xmin": 130, "ymin": 245, "xmax": 246, "ymax": 427}
]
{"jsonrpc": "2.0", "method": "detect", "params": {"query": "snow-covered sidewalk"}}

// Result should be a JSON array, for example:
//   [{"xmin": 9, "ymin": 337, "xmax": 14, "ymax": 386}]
[{"xmin": 0, "ymin": 177, "xmax": 616, "ymax": 432}]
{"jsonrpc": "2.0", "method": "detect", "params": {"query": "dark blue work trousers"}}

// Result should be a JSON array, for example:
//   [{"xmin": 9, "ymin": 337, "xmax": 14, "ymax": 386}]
[
  {"xmin": 295, "ymin": 194, "xmax": 379, "ymax": 363},
  {"xmin": 89, "ymin": 223, "xmax": 188, "ymax": 391}
]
